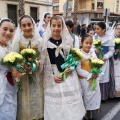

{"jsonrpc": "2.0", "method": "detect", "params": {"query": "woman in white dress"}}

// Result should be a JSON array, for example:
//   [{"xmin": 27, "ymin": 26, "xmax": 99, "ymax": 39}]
[
  {"xmin": 113, "ymin": 24, "xmax": 120, "ymax": 97},
  {"xmin": 12, "ymin": 15, "xmax": 44, "ymax": 120},
  {"xmin": 38, "ymin": 12, "xmax": 51, "ymax": 38},
  {"xmin": 0, "ymin": 18, "xmax": 17, "ymax": 120},
  {"xmin": 76, "ymin": 35, "xmax": 101, "ymax": 120},
  {"xmin": 93, "ymin": 22, "xmax": 115, "ymax": 101},
  {"xmin": 41, "ymin": 15, "xmax": 85, "ymax": 120}
]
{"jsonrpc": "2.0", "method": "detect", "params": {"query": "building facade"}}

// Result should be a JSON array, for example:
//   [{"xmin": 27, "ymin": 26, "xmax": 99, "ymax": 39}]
[
  {"xmin": 58, "ymin": 0, "xmax": 120, "ymax": 25},
  {"xmin": 0, "ymin": 0, "xmax": 53, "ymax": 25}
]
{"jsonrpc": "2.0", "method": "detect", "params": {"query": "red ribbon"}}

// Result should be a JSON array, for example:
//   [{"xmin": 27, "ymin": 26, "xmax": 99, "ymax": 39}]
[{"xmin": 6, "ymin": 72, "xmax": 14, "ymax": 86}]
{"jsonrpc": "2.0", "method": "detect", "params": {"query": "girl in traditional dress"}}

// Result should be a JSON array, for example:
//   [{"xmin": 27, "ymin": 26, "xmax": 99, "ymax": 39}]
[
  {"xmin": 93, "ymin": 22, "xmax": 115, "ymax": 101},
  {"xmin": 76, "ymin": 35, "xmax": 101, "ymax": 120},
  {"xmin": 0, "ymin": 18, "xmax": 17, "ymax": 120},
  {"xmin": 41, "ymin": 15, "xmax": 85, "ymax": 120},
  {"xmin": 38, "ymin": 12, "xmax": 51, "ymax": 38},
  {"xmin": 113, "ymin": 24, "xmax": 120, "ymax": 97},
  {"xmin": 12, "ymin": 15, "xmax": 44, "ymax": 120}
]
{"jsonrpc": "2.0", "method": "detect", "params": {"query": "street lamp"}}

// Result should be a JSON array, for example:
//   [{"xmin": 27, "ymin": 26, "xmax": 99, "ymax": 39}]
[{"xmin": 18, "ymin": 0, "xmax": 25, "ymax": 17}]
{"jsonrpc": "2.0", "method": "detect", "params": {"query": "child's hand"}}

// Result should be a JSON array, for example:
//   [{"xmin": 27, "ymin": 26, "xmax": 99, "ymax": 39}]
[
  {"xmin": 92, "ymin": 74, "xmax": 98, "ymax": 79},
  {"xmin": 95, "ymin": 49, "xmax": 101, "ymax": 54},
  {"xmin": 12, "ymin": 68, "xmax": 24, "ymax": 79},
  {"xmin": 102, "ymin": 58, "xmax": 106, "ymax": 62},
  {"xmin": 54, "ymin": 75, "xmax": 62, "ymax": 83},
  {"xmin": 25, "ymin": 64, "xmax": 32, "ymax": 73},
  {"xmin": 115, "ymin": 49, "xmax": 119, "ymax": 54},
  {"xmin": 66, "ymin": 66, "xmax": 72, "ymax": 75}
]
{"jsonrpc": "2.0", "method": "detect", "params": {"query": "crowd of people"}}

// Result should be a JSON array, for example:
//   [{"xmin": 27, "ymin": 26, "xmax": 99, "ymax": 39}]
[{"xmin": 0, "ymin": 12, "xmax": 120, "ymax": 120}]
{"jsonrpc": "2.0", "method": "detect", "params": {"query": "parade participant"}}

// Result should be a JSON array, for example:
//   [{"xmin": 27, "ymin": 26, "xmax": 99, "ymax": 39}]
[
  {"xmin": 87, "ymin": 29, "xmax": 95, "ymax": 37},
  {"xmin": 65, "ymin": 20, "xmax": 80, "ymax": 49},
  {"xmin": 93, "ymin": 22, "xmax": 115, "ymax": 101},
  {"xmin": 38, "ymin": 12, "xmax": 51, "ymax": 37},
  {"xmin": 41, "ymin": 15, "xmax": 85, "ymax": 120},
  {"xmin": 0, "ymin": 18, "xmax": 17, "ymax": 120},
  {"xmin": 12, "ymin": 15, "xmax": 44, "ymax": 120},
  {"xmin": 113, "ymin": 24, "xmax": 120, "ymax": 97},
  {"xmin": 76, "ymin": 35, "xmax": 101, "ymax": 120}
]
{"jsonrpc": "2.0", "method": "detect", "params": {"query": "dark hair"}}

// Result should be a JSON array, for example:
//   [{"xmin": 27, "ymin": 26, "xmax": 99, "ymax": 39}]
[
  {"xmin": 115, "ymin": 23, "xmax": 120, "ymax": 29},
  {"xmin": 19, "ymin": 15, "xmax": 33, "ymax": 26},
  {"xmin": 96, "ymin": 22, "xmax": 106, "ymax": 30},
  {"xmin": 44, "ymin": 13, "xmax": 51, "ymax": 19},
  {"xmin": 0, "ymin": 18, "xmax": 15, "ymax": 26},
  {"xmin": 50, "ymin": 15, "xmax": 63, "ymax": 26},
  {"xmin": 87, "ymin": 28, "xmax": 94, "ymax": 33},
  {"xmin": 65, "ymin": 20, "xmax": 74, "ymax": 28},
  {"xmin": 81, "ymin": 34, "xmax": 92, "ymax": 43}
]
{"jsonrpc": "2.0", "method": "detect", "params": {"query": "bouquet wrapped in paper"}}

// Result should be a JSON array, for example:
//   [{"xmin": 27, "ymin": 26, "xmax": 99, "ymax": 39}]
[
  {"xmin": 89, "ymin": 58, "xmax": 104, "ymax": 90},
  {"xmin": 20, "ymin": 48, "xmax": 39, "ymax": 83},
  {"xmin": 93, "ymin": 39, "xmax": 103, "ymax": 60},
  {"xmin": 60, "ymin": 48, "xmax": 83, "ymax": 80},
  {"xmin": 114, "ymin": 38, "xmax": 120, "ymax": 60},
  {"xmin": 1, "ymin": 52, "xmax": 25, "ymax": 90}
]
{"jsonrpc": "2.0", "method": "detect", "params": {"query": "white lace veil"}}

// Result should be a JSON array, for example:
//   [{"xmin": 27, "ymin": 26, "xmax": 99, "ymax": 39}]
[
  {"xmin": 38, "ymin": 12, "xmax": 50, "ymax": 32},
  {"xmin": 40, "ymin": 15, "xmax": 74, "ymax": 66},
  {"xmin": 12, "ymin": 15, "xmax": 41, "ymax": 52}
]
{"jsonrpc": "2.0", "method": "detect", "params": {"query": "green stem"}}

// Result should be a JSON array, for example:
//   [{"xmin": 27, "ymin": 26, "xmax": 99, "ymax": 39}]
[
  {"xmin": 91, "ymin": 78, "xmax": 96, "ymax": 91},
  {"xmin": 17, "ymin": 82, "xmax": 22, "ymax": 91}
]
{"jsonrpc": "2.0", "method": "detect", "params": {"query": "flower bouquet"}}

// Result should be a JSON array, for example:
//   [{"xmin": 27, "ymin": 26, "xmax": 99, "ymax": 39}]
[
  {"xmin": 93, "ymin": 39, "xmax": 103, "ymax": 60},
  {"xmin": 89, "ymin": 58, "xmax": 104, "ymax": 90},
  {"xmin": 114, "ymin": 38, "xmax": 120, "ymax": 59},
  {"xmin": 20, "ymin": 48, "xmax": 39, "ymax": 83},
  {"xmin": 1, "ymin": 52, "xmax": 25, "ymax": 90},
  {"xmin": 60, "ymin": 48, "xmax": 83, "ymax": 80}
]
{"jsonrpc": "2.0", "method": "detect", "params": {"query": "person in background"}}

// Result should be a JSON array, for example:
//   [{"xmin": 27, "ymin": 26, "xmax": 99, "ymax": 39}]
[
  {"xmin": 65, "ymin": 20, "xmax": 80, "ymax": 49},
  {"xmin": 0, "ymin": 18, "xmax": 17, "ymax": 120},
  {"xmin": 93, "ymin": 22, "xmax": 115, "ymax": 101},
  {"xmin": 38, "ymin": 12, "xmax": 51, "ymax": 38},
  {"xmin": 77, "ymin": 24, "xmax": 81, "ymax": 37},
  {"xmin": 87, "ymin": 29, "xmax": 95, "ymax": 37},
  {"xmin": 113, "ymin": 23, "xmax": 120, "ymax": 97},
  {"xmin": 81, "ymin": 24, "xmax": 86, "ymax": 37}
]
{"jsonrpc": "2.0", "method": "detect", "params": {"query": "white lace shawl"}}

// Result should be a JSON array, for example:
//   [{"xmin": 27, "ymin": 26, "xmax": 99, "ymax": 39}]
[
  {"xmin": 40, "ymin": 15, "xmax": 74, "ymax": 67},
  {"xmin": 12, "ymin": 16, "xmax": 42, "ymax": 54}
]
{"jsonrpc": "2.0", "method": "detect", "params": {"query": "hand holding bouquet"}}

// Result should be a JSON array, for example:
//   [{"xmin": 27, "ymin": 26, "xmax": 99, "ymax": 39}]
[
  {"xmin": 114, "ymin": 38, "xmax": 120, "ymax": 60},
  {"xmin": 60, "ymin": 48, "xmax": 83, "ymax": 80},
  {"xmin": 89, "ymin": 58, "xmax": 104, "ymax": 90},
  {"xmin": 20, "ymin": 48, "xmax": 39, "ymax": 83},
  {"xmin": 93, "ymin": 39, "xmax": 103, "ymax": 59},
  {"xmin": 1, "ymin": 52, "xmax": 25, "ymax": 90}
]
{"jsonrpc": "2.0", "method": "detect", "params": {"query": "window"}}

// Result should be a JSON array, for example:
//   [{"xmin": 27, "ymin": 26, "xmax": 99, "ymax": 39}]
[
  {"xmin": 92, "ymin": 3, "xmax": 95, "ymax": 10},
  {"xmin": 30, "ymin": 7, "xmax": 37, "ymax": 23},
  {"xmin": 97, "ymin": 2, "xmax": 104, "ymax": 8},
  {"xmin": 53, "ymin": 6, "xmax": 59, "ymax": 11},
  {"xmin": 7, "ymin": 4, "xmax": 17, "ymax": 26}
]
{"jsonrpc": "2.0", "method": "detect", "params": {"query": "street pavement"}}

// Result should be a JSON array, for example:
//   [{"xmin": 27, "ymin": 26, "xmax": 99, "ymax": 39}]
[{"xmin": 94, "ymin": 98, "xmax": 120, "ymax": 120}]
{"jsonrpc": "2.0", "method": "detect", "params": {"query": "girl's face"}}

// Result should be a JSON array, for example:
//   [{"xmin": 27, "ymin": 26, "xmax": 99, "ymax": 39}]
[
  {"xmin": 88, "ymin": 30, "xmax": 95, "ymax": 37},
  {"xmin": 20, "ymin": 18, "xmax": 34, "ymax": 38},
  {"xmin": 0, "ymin": 21, "xmax": 15, "ymax": 44},
  {"xmin": 115, "ymin": 25, "xmax": 120, "ymax": 37},
  {"xmin": 44, "ymin": 14, "xmax": 51, "ymax": 24},
  {"xmin": 95, "ymin": 25, "xmax": 105, "ymax": 37},
  {"xmin": 50, "ymin": 19, "xmax": 63, "ymax": 37},
  {"xmin": 81, "ymin": 37, "xmax": 93, "ymax": 53}
]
